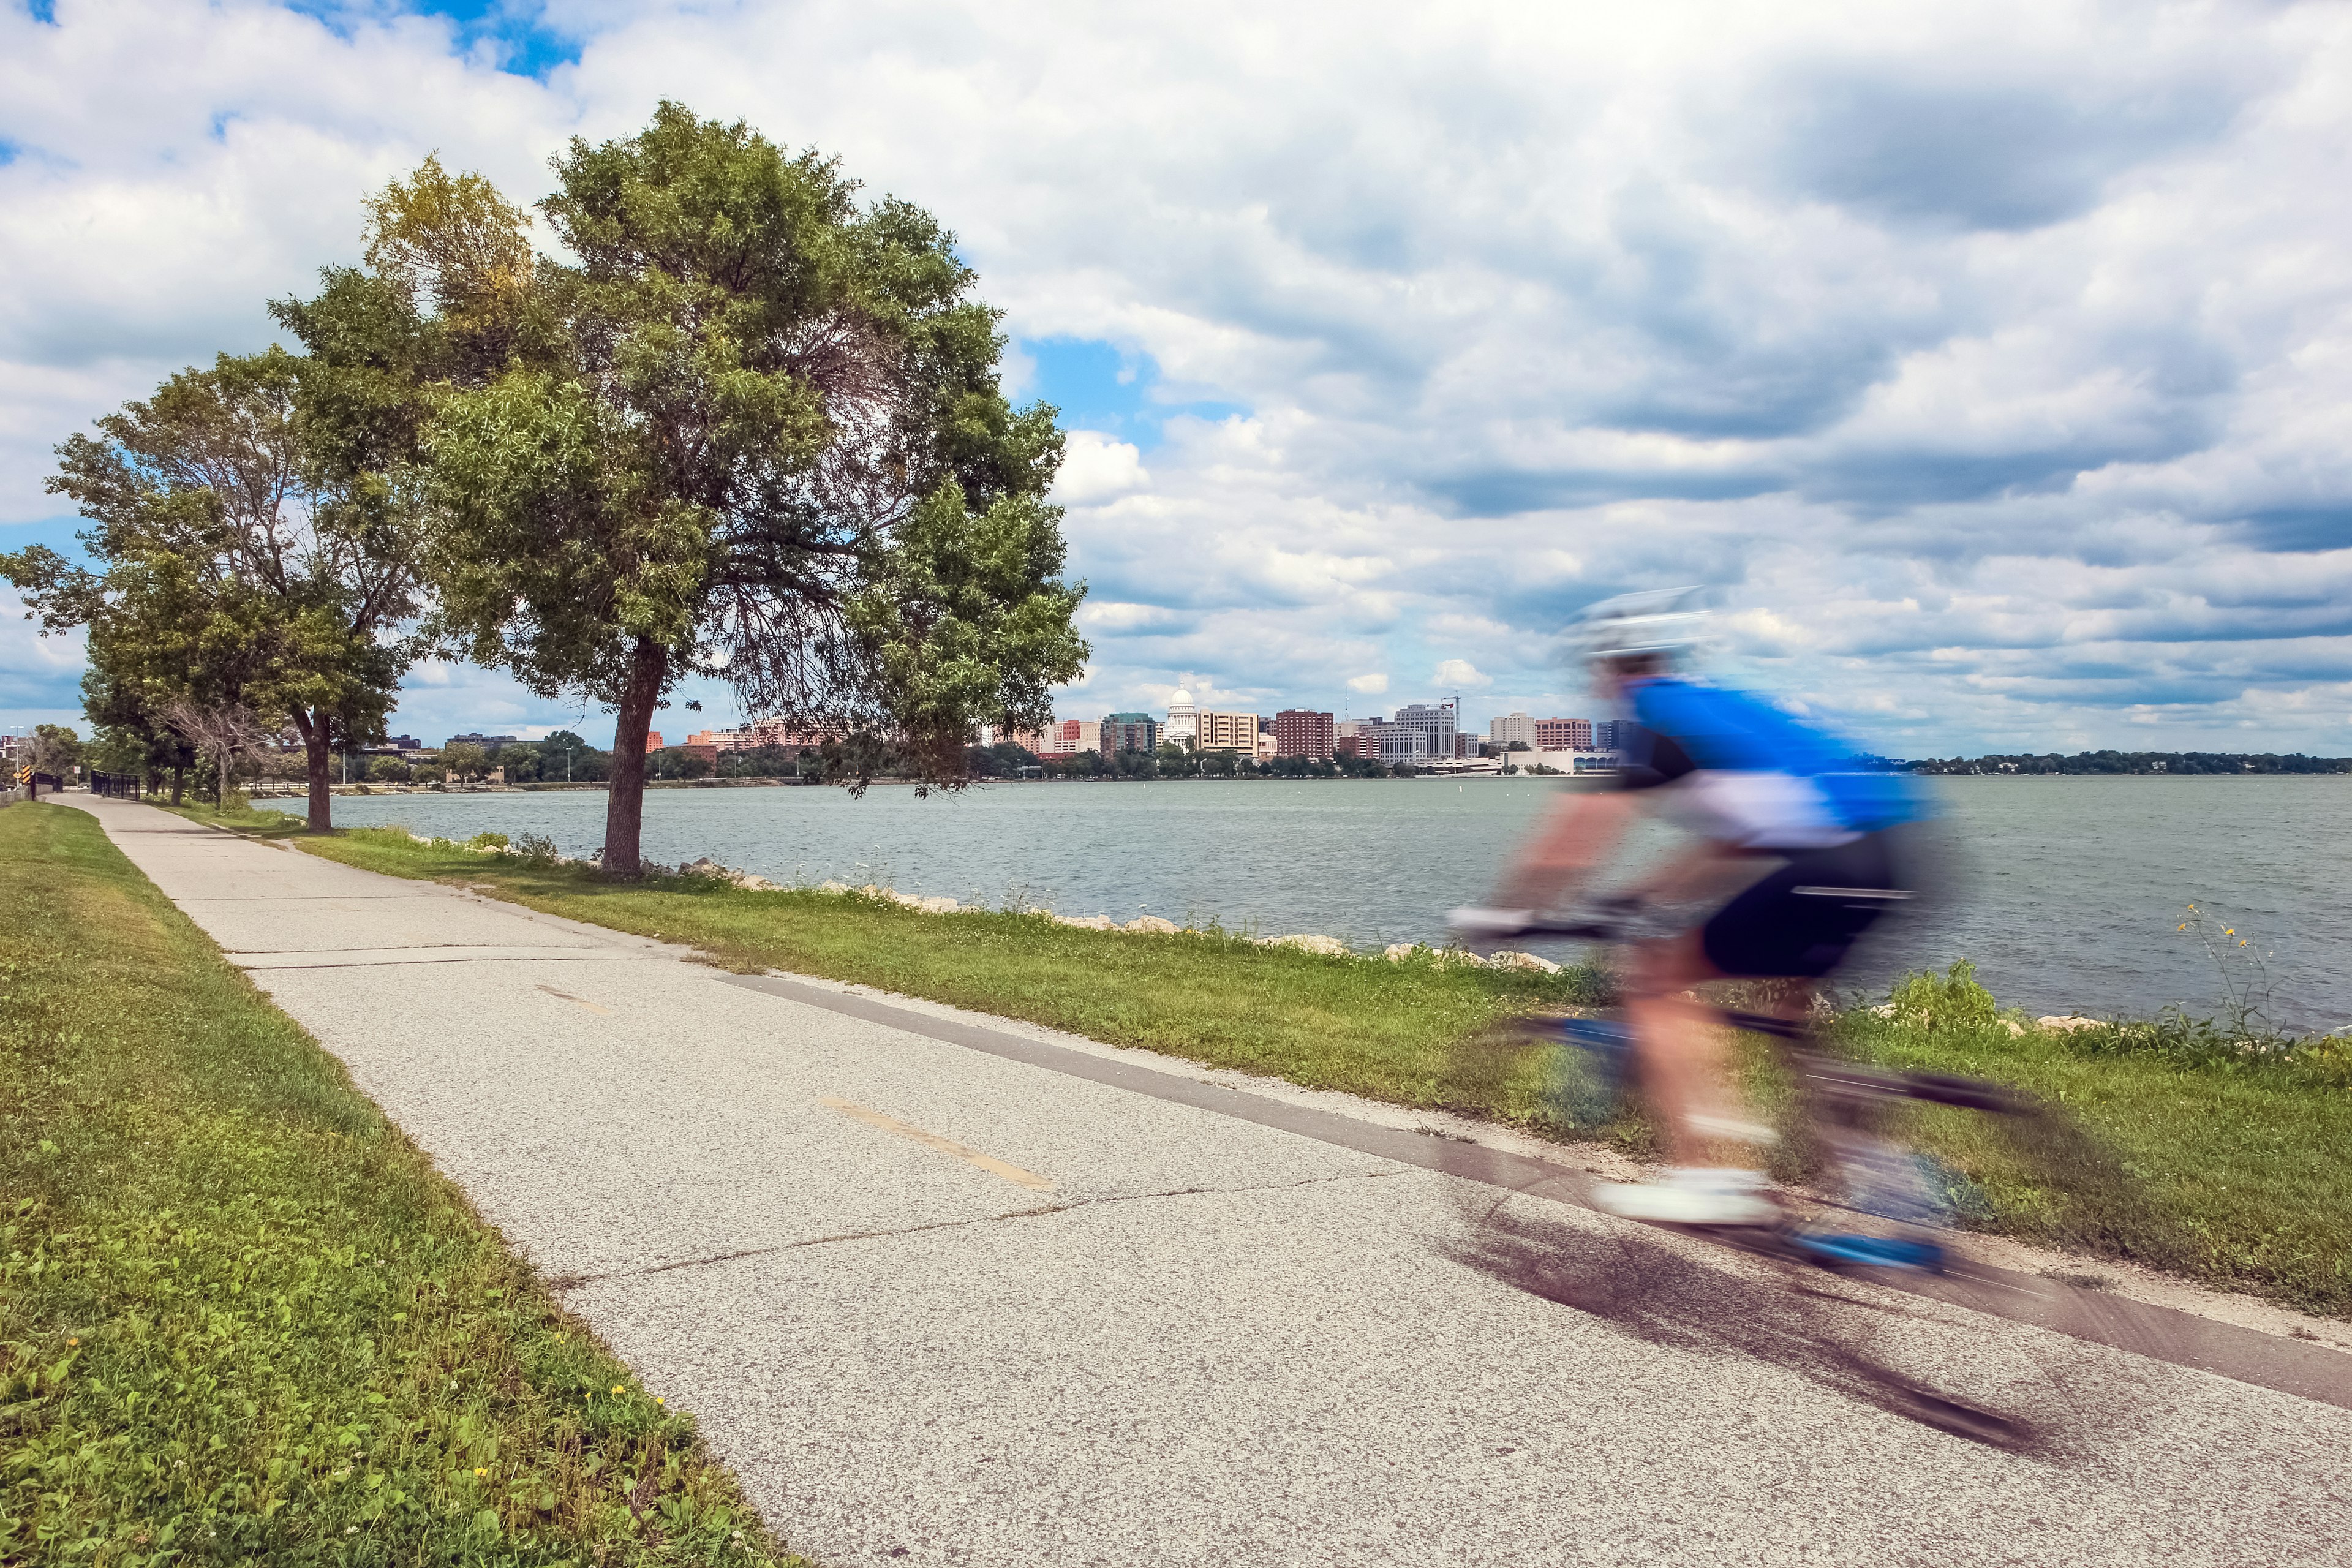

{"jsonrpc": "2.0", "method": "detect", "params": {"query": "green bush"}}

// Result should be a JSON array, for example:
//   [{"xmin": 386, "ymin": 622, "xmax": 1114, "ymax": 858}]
[{"xmin": 1886, "ymin": 959, "xmax": 2001, "ymax": 1033}]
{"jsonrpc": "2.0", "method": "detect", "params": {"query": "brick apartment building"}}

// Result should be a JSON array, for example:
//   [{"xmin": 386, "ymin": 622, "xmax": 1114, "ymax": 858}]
[
  {"xmin": 1534, "ymin": 717, "xmax": 1593, "ymax": 750},
  {"xmin": 1273, "ymin": 709, "xmax": 1335, "ymax": 758}
]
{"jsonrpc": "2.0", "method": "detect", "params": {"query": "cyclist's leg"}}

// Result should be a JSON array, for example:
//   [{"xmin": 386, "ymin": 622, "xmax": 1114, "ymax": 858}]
[
  {"xmin": 1595, "ymin": 927, "xmax": 1781, "ymax": 1224},
  {"xmin": 1596, "ymin": 833, "xmax": 1905, "ymax": 1225},
  {"xmin": 1622, "ymin": 928, "xmax": 1759, "ymax": 1166}
]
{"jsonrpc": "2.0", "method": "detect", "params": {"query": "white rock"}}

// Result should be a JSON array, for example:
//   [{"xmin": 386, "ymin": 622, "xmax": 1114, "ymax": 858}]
[
  {"xmin": 1053, "ymin": 914, "xmax": 1117, "ymax": 931},
  {"xmin": 2002, "ymin": 1019, "xmax": 2025, "ymax": 1037},
  {"xmin": 1488, "ymin": 951, "xmax": 1562, "ymax": 974},
  {"xmin": 1124, "ymin": 916, "xmax": 1178, "ymax": 935},
  {"xmin": 1432, "ymin": 949, "xmax": 1489, "ymax": 969},
  {"xmin": 2038, "ymin": 1015, "xmax": 2100, "ymax": 1032},
  {"xmin": 815, "ymin": 880, "xmax": 850, "ymax": 895},
  {"xmin": 734, "ymin": 875, "xmax": 776, "ymax": 891},
  {"xmin": 1384, "ymin": 943, "xmax": 1425, "ymax": 962},
  {"xmin": 918, "ymin": 895, "xmax": 959, "ymax": 914},
  {"xmin": 1259, "ymin": 933, "xmax": 1351, "ymax": 957}
]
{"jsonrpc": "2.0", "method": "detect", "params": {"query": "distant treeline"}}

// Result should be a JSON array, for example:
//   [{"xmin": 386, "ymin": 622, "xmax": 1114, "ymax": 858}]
[{"xmin": 1907, "ymin": 750, "xmax": 2352, "ymax": 775}]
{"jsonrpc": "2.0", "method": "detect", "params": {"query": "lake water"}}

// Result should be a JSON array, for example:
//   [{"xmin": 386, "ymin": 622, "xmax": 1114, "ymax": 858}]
[{"xmin": 326, "ymin": 776, "xmax": 2352, "ymax": 1031}]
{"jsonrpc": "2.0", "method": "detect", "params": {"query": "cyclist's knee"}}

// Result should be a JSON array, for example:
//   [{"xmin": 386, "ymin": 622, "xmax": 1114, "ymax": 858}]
[{"xmin": 1626, "ymin": 929, "xmax": 1715, "ymax": 995}]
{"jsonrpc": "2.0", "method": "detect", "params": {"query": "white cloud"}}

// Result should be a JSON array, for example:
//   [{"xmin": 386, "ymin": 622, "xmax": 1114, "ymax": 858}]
[
  {"xmin": 1050, "ymin": 431, "xmax": 1150, "ymax": 505},
  {"xmin": 1433, "ymin": 658, "xmax": 1491, "ymax": 689},
  {"xmin": 4, "ymin": 0, "xmax": 2352, "ymax": 753}
]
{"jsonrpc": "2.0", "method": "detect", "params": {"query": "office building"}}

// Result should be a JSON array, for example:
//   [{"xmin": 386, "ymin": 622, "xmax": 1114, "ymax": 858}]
[
  {"xmin": 687, "ymin": 722, "xmax": 844, "ymax": 753},
  {"xmin": 1043, "ymin": 718, "xmax": 1101, "ymax": 755},
  {"xmin": 1392, "ymin": 701, "xmax": 1457, "ymax": 761},
  {"xmin": 444, "ymin": 732, "xmax": 519, "ymax": 752},
  {"xmin": 1273, "ymin": 709, "xmax": 1335, "ymax": 759},
  {"xmin": 1333, "ymin": 717, "xmax": 1387, "ymax": 761},
  {"xmin": 1101, "ymin": 712, "xmax": 1161, "ymax": 753},
  {"xmin": 1195, "ymin": 710, "xmax": 1258, "ymax": 752},
  {"xmin": 1535, "ymin": 717, "xmax": 1593, "ymax": 750},
  {"xmin": 1592, "ymin": 719, "xmax": 1623, "ymax": 750},
  {"xmin": 1488, "ymin": 712, "xmax": 1537, "ymax": 749}
]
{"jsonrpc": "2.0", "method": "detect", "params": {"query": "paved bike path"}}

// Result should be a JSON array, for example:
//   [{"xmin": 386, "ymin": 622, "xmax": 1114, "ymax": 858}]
[{"xmin": 61, "ymin": 797, "xmax": 2352, "ymax": 1566}]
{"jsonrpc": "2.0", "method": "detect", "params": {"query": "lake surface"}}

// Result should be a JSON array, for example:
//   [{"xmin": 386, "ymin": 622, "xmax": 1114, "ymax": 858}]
[{"xmin": 328, "ymin": 776, "xmax": 2352, "ymax": 1031}]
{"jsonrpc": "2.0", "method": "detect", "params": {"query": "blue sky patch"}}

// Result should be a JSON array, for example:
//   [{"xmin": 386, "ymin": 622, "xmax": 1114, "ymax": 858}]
[
  {"xmin": 1017, "ymin": 337, "xmax": 1247, "ymax": 450},
  {"xmin": 287, "ymin": 1, "xmax": 581, "ymax": 78}
]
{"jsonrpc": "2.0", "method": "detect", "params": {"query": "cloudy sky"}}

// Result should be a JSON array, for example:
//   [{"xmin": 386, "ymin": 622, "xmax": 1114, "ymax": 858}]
[{"xmin": 5, "ymin": 0, "xmax": 2351, "ymax": 756}]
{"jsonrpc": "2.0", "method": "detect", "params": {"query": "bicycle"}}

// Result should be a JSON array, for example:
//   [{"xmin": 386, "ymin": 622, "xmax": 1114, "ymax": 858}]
[{"xmin": 1457, "ymin": 907, "xmax": 2046, "ymax": 1276}]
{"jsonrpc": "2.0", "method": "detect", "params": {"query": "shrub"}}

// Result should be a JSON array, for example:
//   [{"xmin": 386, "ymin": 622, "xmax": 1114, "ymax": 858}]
[
  {"xmin": 466, "ymin": 831, "xmax": 511, "ymax": 852},
  {"xmin": 1886, "ymin": 959, "xmax": 2001, "ymax": 1033}
]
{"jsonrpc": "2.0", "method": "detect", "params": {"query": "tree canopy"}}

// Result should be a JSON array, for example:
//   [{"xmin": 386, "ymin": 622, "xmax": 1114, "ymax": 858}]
[
  {"xmin": 2, "ymin": 346, "xmax": 427, "ymax": 829},
  {"xmin": 363, "ymin": 104, "xmax": 1085, "ymax": 873}
]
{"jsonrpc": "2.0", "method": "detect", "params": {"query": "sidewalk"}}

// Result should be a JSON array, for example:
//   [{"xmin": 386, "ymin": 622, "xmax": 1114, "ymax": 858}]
[{"xmin": 56, "ymin": 796, "xmax": 2352, "ymax": 1566}]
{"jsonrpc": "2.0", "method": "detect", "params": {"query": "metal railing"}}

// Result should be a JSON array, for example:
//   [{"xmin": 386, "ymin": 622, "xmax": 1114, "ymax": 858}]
[{"xmin": 89, "ymin": 770, "xmax": 145, "ymax": 800}]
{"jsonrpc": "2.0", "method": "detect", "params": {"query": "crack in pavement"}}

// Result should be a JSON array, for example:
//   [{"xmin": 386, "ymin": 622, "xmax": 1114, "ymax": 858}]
[{"xmin": 543, "ymin": 1166, "xmax": 1408, "ymax": 1292}]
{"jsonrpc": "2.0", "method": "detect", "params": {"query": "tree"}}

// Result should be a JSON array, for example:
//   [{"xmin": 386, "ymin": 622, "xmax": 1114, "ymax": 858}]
[
  {"xmin": 536, "ymin": 729, "xmax": 600, "ymax": 782},
  {"xmin": 4, "ymin": 349, "xmax": 427, "ymax": 831},
  {"xmin": 496, "ymin": 743, "xmax": 541, "ymax": 783},
  {"xmin": 384, "ymin": 105, "xmax": 1085, "ymax": 874},
  {"xmin": 165, "ymin": 701, "xmax": 267, "ymax": 805},
  {"xmin": 440, "ymin": 742, "xmax": 488, "ymax": 784}
]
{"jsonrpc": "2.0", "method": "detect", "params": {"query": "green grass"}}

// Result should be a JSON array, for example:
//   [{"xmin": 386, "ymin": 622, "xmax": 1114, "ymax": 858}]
[
  {"xmin": 0, "ymin": 802, "xmax": 803, "ymax": 1567},
  {"xmin": 292, "ymin": 822, "xmax": 2352, "ymax": 1321},
  {"xmin": 154, "ymin": 797, "xmax": 314, "ymax": 837}
]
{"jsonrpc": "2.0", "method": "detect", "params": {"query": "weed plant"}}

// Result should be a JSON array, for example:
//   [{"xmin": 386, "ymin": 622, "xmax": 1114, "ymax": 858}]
[{"xmin": 0, "ymin": 804, "xmax": 799, "ymax": 1566}]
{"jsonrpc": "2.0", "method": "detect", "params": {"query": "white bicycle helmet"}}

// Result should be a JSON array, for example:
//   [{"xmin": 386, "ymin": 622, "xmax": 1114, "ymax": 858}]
[{"xmin": 1567, "ymin": 586, "xmax": 1712, "ymax": 666}]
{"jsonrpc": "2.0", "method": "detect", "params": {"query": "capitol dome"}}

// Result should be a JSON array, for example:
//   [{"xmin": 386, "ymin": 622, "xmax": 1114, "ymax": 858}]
[{"xmin": 1169, "ymin": 687, "xmax": 1195, "ymax": 707}]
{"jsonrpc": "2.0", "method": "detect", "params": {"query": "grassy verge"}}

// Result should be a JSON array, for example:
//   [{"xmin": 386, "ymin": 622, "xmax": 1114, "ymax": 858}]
[
  {"xmin": 154, "ymin": 797, "xmax": 314, "ymax": 836},
  {"xmin": 0, "ymin": 802, "xmax": 801, "ymax": 1566},
  {"xmin": 292, "ymin": 824, "xmax": 2352, "ymax": 1319},
  {"xmin": 301, "ymin": 826, "xmax": 1610, "ymax": 1106}
]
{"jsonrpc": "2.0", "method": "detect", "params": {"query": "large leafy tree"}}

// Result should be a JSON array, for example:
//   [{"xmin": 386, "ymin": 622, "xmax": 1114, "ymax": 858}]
[
  {"xmin": 2, "ymin": 349, "xmax": 426, "ymax": 830},
  {"xmin": 381, "ymin": 104, "xmax": 1086, "ymax": 874}
]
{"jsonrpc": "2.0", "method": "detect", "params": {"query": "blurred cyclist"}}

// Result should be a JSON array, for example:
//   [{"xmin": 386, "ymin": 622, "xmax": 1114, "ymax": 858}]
[{"xmin": 1453, "ymin": 589, "xmax": 1928, "ymax": 1225}]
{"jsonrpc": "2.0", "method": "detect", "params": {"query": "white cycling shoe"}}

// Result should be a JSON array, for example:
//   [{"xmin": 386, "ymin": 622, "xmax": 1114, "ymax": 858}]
[{"xmin": 1591, "ymin": 1167, "xmax": 1779, "ymax": 1226}]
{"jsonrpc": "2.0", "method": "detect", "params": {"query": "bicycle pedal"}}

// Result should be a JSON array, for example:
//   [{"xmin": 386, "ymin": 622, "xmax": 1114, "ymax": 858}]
[{"xmin": 1790, "ymin": 1233, "xmax": 1946, "ymax": 1272}]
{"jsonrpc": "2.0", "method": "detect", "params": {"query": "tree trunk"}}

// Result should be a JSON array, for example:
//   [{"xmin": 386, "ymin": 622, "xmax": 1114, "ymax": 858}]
[
  {"xmin": 292, "ymin": 708, "xmax": 333, "ymax": 832},
  {"xmin": 602, "ymin": 637, "xmax": 669, "ymax": 877},
  {"xmin": 170, "ymin": 764, "xmax": 184, "ymax": 805}
]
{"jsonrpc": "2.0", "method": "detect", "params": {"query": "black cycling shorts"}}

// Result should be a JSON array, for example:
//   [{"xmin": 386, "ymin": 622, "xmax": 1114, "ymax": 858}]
[{"xmin": 1700, "ymin": 831, "xmax": 1910, "ymax": 979}]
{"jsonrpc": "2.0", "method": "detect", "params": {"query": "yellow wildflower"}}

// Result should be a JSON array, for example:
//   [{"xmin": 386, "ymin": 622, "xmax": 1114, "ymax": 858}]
[
  {"xmin": 474, "ymin": 1467, "xmax": 488, "ymax": 1478},
  {"xmin": 612, "ymin": 1385, "xmax": 625, "ymax": 1395}
]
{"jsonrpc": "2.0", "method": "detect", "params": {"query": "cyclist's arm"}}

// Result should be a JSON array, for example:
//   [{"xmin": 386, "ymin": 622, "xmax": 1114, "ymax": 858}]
[{"xmin": 1491, "ymin": 787, "xmax": 1642, "ymax": 910}]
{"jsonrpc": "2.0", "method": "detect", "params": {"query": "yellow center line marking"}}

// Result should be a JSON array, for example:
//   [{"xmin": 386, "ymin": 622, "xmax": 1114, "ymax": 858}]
[
  {"xmin": 818, "ymin": 1095, "xmax": 1057, "ymax": 1193},
  {"xmin": 535, "ymin": 983, "xmax": 612, "ymax": 1016}
]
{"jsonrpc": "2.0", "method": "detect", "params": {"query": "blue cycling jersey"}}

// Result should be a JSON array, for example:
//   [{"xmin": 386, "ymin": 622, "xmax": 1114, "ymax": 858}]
[{"xmin": 1617, "ymin": 677, "xmax": 1926, "ymax": 850}]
